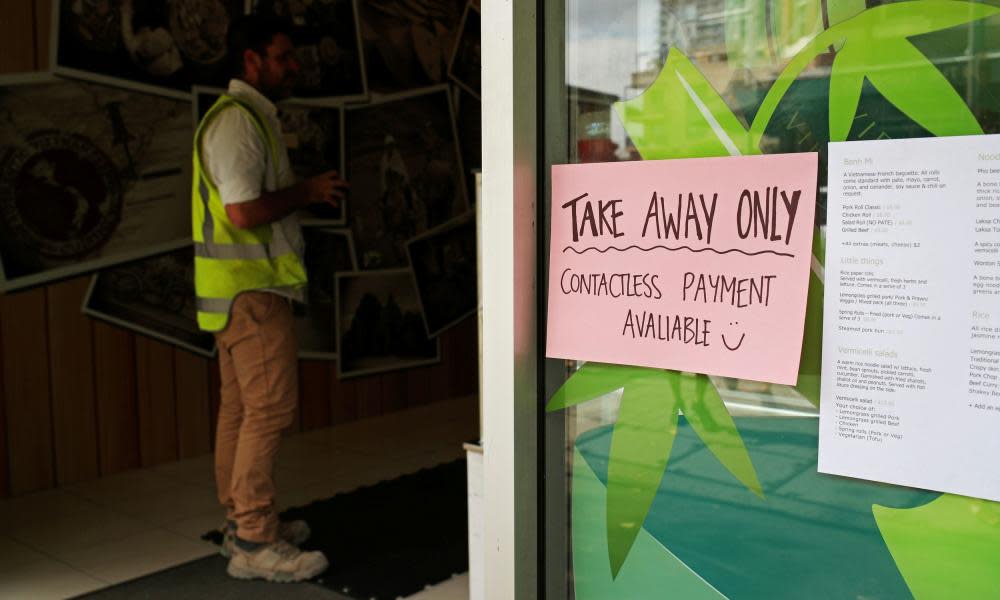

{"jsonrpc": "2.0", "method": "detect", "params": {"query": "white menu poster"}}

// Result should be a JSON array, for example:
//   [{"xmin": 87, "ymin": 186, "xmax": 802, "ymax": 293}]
[{"xmin": 821, "ymin": 134, "xmax": 1000, "ymax": 502}]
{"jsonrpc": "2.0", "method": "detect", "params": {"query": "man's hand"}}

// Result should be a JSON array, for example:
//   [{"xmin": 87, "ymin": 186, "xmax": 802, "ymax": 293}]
[
  {"xmin": 301, "ymin": 170, "xmax": 349, "ymax": 209},
  {"xmin": 224, "ymin": 171, "xmax": 350, "ymax": 230}
]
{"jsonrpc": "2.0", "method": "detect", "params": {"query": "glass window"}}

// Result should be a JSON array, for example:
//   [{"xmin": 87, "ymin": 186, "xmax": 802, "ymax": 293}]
[{"xmin": 544, "ymin": 1, "xmax": 1000, "ymax": 598}]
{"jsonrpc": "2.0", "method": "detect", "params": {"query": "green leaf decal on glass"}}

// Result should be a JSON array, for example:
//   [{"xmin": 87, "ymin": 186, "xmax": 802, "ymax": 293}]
[
  {"xmin": 827, "ymin": 52, "xmax": 868, "ymax": 142},
  {"xmin": 549, "ymin": 366, "xmax": 763, "ymax": 578},
  {"xmin": 826, "ymin": 0, "xmax": 866, "ymax": 27},
  {"xmin": 751, "ymin": 1, "xmax": 998, "ymax": 148},
  {"xmin": 796, "ymin": 227, "xmax": 825, "ymax": 406},
  {"xmin": 830, "ymin": 37, "xmax": 983, "ymax": 140},
  {"xmin": 572, "ymin": 448, "xmax": 726, "ymax": 598},
  {"xmin": 605, "ymin": 371, "xmax": 679, "ymax": 578},
  {"xmin": 614, "ymin": 49, "xmax": 757, "ymax": 161},
  {"xmin": 546, "ymin": 362, "xmax": 655, "ymax": 412},
  {"xmin": 873, "ymin": 494, "xmax": 1000, "ymax": 599},
  {"xmin": 679, "ymin": 374, "xmax": 763, "ymax": 497}
]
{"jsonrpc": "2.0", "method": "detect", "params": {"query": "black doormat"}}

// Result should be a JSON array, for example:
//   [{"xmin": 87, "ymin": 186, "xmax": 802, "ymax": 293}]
[
  {"xmin": 205, "ymin": 459, "xmax": 469, "ymax": 600},
  {"xmin": 75, "ymin": 555, "xmax": 349, "ymax": 600},
  {"xmin": 78, "ymin": 460, "xmax": 468, "ymax": 600}
]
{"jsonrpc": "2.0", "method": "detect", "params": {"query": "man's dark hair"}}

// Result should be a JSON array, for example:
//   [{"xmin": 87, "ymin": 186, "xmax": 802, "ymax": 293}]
[{"xmin": 227, "ymin": 15, "xmax": 294, "ymax": 78}]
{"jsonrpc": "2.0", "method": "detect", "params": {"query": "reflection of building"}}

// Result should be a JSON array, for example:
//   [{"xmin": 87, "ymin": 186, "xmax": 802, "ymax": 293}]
[
  {"xmin": 630, "ymin": 0, "xmax": 731, "ymax": 97},
  {"xmin": 659, "ymin": 0, "xmax": 727, "ymax": 62}
]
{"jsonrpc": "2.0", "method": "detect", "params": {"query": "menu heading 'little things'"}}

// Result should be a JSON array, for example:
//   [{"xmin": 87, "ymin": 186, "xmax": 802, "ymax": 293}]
[{"xmin": 546, "ymin": 153, "xmax": 818, "ymax": 385}]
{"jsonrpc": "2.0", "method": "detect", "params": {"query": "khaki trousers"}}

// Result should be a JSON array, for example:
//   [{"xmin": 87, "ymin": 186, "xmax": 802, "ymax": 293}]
[{"xmin": 213, "ymin": 291, "xmax": 298, "ymax": 543}]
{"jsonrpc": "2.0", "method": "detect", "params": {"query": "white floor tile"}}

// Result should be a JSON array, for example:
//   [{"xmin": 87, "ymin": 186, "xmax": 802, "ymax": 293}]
[
  {"xmin": 0, "ymin": 535, "xmax": 49, "ymax": 575},
  {"xmin": 0, "ymin": 558, "xmax": 106, "ymax": 599},
  {"xmin": 112, "ymin": 483, "xmax": 219, "ymax": 527},
  {"xmin": 8, "ymin": 503, "xmax": 153, "ymax": 562},
  {"xmin": 60, "ymin": 528, "xmax": 216, "ymax": 584},
  {"xmin": 65, "ymin": 469, "xmax": 179, "ymax": 506},
  {"xmin": 0, "ymin": 490, "xmax": 98, "ymax": 534},
  {"xmin": 404, "ymin": 573, "xmax": 470, "ymax": 600},
  {"xmin": 160, "ymin": 510, "xmax": 226, "ymax": 544},
  {"xmin": 150, "ymin": 454, "xmax": 216, "ymax": 488}
]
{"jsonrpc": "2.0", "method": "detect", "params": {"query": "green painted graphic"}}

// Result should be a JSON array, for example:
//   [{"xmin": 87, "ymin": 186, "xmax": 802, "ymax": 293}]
[
  {"xmin": 571, "ymin": 447, "xmax": 725, "ymax": 599},
  {"xmin": 554, "ymin": 0, "xmax": 1000, "ymax": 594},
  {"xmin": 874, "ymin": 494, "xmax": 1000, "ymax": 598},
  {"xmin": 550, "ymin": 366, "xmax": 761, "ymax": 579},
  {"xmin": 621, "ymin": 1, "xmax": 996, "ymax": 162},
  {"xmin": 575, "ymin": 419, "xmax": 939, "ymax": 599}
]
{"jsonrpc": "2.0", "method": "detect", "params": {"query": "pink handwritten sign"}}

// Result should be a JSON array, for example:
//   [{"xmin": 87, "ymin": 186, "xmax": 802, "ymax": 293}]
[{"xmin": 546, "ymin": 153, "xmax": 818, "ymax": 385}]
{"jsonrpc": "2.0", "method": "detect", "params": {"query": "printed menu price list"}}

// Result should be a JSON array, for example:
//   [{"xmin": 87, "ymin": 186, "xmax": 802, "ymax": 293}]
[{"xmin": 820, "ymin": 134, "xmax": 1000, "ymax": 503}]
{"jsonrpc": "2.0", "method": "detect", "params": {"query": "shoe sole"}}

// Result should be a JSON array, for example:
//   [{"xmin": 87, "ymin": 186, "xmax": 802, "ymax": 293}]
[{"xmin": 226, "ymin": 558, "xmax": 329, "ymax": 583}]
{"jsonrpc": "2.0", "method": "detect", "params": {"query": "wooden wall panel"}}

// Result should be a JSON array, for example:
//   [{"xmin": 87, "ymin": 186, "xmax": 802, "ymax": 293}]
[
  {"xmin": 405, "ymin": 366, "xmax": 432, "ymax": 408},
  {"xmin": 46, "ymin": 278, "xmax": 99, "ymax": 485},
  {"xmin": 355, "ymin": 376, "xmax": 383, "ymax": 419},
  {"xmin": 0, "ymin": 290, "xmax": 53, "ymax": 494},
  {"xmin": 426, "ymin": 349, "xmax": 451, "ymax": 406},
  {"xmin": 174, "ymin": 349, "xmax": 211, "ymax": 458},
  {"xmin": 135, "ymin": 337, "xmax": 178, "ymax": 467},
  {"xmin": 448, "ymin": 318, "xmax": 479, "ymax": 396},
  {"xmin": 0, "ymin": 2, "xmax": 36, "ymax": 72},
  {"xmin": 93, "ymin": 322, "xmax": 139, "ymax": 475},
  {"xmin": 299, "ymin": 361, "xmax": 331, "ymax": 431},
  {"xmin": 381, "ymin": 371, "xmax": 408, "ymax": 413},
  {"xmin": 33, "ymin": 0, "xmax": 51, "ymax": 70},
  {"xmin": 329, "ymin": 372, "xmax": 358, "ymax": 425},
  {"xmin": 0, "ymin": 310, "xmax": 7, "ymax": 497},
  {"xmin": 0, "ymin": 0, "xmax": 50, "ymax": 497}
]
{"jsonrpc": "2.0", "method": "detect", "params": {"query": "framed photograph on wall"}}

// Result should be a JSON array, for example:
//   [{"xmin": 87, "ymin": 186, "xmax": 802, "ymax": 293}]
[
  {"xmin": 52, "ymin": 0, "xmax": 244, "ymax": 99},
  {"xmin": 336, "ymin": 268, "xmax": 440, "ymax": 378},
  {"xmin": 296, "ymin": 227, "xmax": 357, "ymax": 359},
  {"xmin": 0, "ymin": 73, "xmax": 192, "ymax": 292},
  {"xmin": 83, "ymin": 245, "xmax": 215, "ymax": 357},
  {"xmin": 406, "ymin": 211, "xmax": 476, "ymax": 337},
  {"xmin": 345, "ymin": 85, "xmax": 467, "ymax": 269},
  {"xmin": 447, "ymin": 1, "xmax": 480, "ymax": 100},
  {"xmin": 358, "ymin": 0, "xmax": 466, "ymax": 93},
  {"xmin": 193, "ymin": 86, "xmax": 346, "ymax": 224},
  {"xmin": 250, "ymin": 0, "xmax": 368, "ymax": 103}
]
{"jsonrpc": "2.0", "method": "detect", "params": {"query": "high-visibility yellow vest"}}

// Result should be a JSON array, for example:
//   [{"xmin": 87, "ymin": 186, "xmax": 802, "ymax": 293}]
[{"xmin": 191, "ymin": 95, "xmax": 307, "ymax": 332}]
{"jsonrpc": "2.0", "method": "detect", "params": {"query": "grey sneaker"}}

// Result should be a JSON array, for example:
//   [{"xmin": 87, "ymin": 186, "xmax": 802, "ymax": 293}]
[
  {"xmin": 220, "ymin": 520, "xmax": 311, "ymax": 558},
  {"xmin": 226, "ymin": 539, "xmax": 328, "ymax": 582},
  {"xmin": 278, "ymin": 519, "xmax": 311, "ymax": 546}
]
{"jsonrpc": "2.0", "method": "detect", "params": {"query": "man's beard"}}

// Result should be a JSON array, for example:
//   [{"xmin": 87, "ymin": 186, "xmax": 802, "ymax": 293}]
[{"xmin": 259, "ymin": 66, "xmax": 296, "ymax": 101}]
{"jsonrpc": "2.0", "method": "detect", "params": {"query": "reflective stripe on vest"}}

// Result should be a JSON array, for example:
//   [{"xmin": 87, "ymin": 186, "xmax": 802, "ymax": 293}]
[
  {"xmin": 192, "ymin": 94, "xmax": 307, "ymax": 331},
  {"xmin": 196, "ymin": 296, "xmax": 232, "ymax": 314},
  {"xmin": 193, "ymin": 175, "xmax": 297, "ymax": 261}
]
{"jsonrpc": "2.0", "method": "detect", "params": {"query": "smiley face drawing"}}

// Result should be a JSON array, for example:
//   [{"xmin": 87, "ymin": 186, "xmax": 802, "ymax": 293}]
[{"xmin": 722, "ymin": 322, "xmax": 746, "ymax": 351}]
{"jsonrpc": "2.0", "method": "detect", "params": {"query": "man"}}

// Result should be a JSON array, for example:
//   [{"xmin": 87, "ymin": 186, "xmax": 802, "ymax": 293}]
[{"xmin": 191, "ymin": 15, "xmax": 347, "ymax": 582}]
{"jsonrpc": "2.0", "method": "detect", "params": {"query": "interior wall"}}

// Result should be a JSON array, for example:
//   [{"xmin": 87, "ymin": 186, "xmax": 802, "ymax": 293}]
[{"xmin": 0, "ymin": 0, "xmax": 479, "ymax": 498}]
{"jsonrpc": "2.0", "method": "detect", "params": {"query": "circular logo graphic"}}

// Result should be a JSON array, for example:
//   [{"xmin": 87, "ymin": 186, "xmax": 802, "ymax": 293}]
[
  {"xmin": 0, "ymin": 130, "xmax": 123, "ymax": 258},
  {"xmin": 169, "ymin": 0, "xmax": 229, "ymax": 65}
]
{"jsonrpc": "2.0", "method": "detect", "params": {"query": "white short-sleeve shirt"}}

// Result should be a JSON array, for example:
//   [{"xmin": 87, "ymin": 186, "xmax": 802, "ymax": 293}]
[{"xmin": 200, "ymin": 79, "xmax": 305, "ymax": 301}]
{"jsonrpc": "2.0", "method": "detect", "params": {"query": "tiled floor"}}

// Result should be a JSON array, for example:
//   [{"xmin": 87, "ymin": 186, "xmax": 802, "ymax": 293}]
[{"xmin": 0, "ymin": 396, "xmax": 478, "ymax": 599}]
